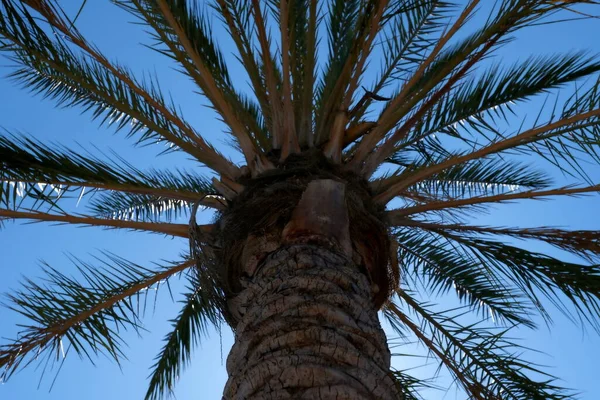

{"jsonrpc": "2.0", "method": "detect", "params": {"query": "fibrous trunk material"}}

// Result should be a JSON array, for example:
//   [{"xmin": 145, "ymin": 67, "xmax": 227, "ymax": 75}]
[
  {"xmin": 222, "ymin": 244, "xmax": 401, "ymax": 399},
  {"xmin": 213, "ymin": 175, "xmax": 400, "ymax": 399}
]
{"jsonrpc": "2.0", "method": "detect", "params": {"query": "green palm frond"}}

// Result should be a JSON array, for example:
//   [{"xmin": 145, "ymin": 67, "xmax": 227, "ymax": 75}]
[
  {"xmin": 380, "ymin": 153, "xmax": 552, "ymax": 200},
  {"xmin": 375, "ymin": 104, "xmax": 600, "ymax": 204},
  {"xmin": 385, "ymin": 294, "xmax": 574, "ymax": 400},
  {"xmin": 0, "ymin": 0, "xmax": 238, "ymax": 177},
  {"xmin": 348, "ymin": 0, "xmax": 483, "ymax": 168},
  {"xmin": 314, "ymin": 0, "xmax": 360, "ymax": 143},
  {"xmin": 416, "ymin": 228, "xmax": 600, "ymax": 330},
  {"xmin": 393, "ymin": 228, "xmax": 533, "ymax": 326},
  {"xmin": 352, "ymin": 1, "xmax": 599, "ymax": 175},
  {"xmin": 0, "ymin": 208, "xmax": 192, "ymax": 236},
  {"xmin": 373, "ymin": 52, "xmax": 600, "ymax": 202},
  {"xmin": 0, "ymin": 254, "xmax": 194, "ymax": 381},
  {"xmin": 290, "ymin": 0, "xmax": 317, "ymax": 147},
  {"xmin": 145, "ymin": 259, "xmax": 225, "ymax": 400},
  {"xmin": 145, "ymin": 0, "xmax": 264, "ymax": 167},
  {"xmin": 401, "ymin": 221, "xmax": 600, "ymax": 262},
  {"xmin": 89, "ymin": 192, "xmax": 192, "ymax": 222},
  {"xmin": 389, "ymin": 367, "xmax": 438, "ymax": 400},
  {"xmin": 211, "ymin": 0, "xmax": 272, "ymax": 134},
  {"xmin": 407, "ymin": 53, "xmax": 600, "ymax": 145},
  {"xmin": 529, "ymin": 77, "xmax": 600, "ymax": 182},
  {"xmin": 351, "ymin": 0, "xmax": 453, "ymax": 123},
  {"xmin": 0, "ymin": 133, "xmax": 221, "ymax": 211},
  {"xmin": 116, "ymin": 0, "xmax": 269, "ymax": 161},
  {"xmin": 251, "ymin": 0, "xmax": 286, "ymax": 151},
  {"xmin": 388, "ymin": 184, "xmax": 600, "ymax": 219},
  {"xmin": 318, "ymin": 0, "xmax": 390, "ymax": 158}
]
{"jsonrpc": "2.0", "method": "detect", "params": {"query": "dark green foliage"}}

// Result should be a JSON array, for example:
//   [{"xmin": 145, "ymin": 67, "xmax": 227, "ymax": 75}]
[
  {"xmin": 410, "ymin": 53, "xmax": 600, "ymax": 143},
  {"xmin": 394, "ymin": 228, "xmax": 533, "ymax": 326}
]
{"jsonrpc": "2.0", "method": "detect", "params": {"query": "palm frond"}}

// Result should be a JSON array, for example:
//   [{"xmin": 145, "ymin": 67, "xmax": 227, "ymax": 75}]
[
  {"xmin": 211, "ymin": 0, "xmax": 272, "ymax": 136},
  {"xmin": 388, "ymin": 184, "xmax": 600, "ymax": 219},
  {"xmin": 116, "ymin": 0, "xmax": 268, "ymax": 169},
  {"xmin": 398, "ymin": 221, "xmax": 600, "ymax": 262},
  {"xmin": 389, "ymin": 367, "xmax": 437, "ymax": 400},
  {"xmin": 0, "ymin": 133, "xmax": 222, "ymax": 211},
  {"xmin": 349, "ymin": 0, "xmax": 481, "ymax": 168},
  {"xmin": 386, "ymin": 294, "xmax": 574, "ymax": 400},
  {"xmin": 0, "ymin": 0, "xmax": 239, "ymax": 178},
  {"xmin": 351, "ymin": 1, "xmax": 596, "ymax": 175},
  {"xmin": 529, "ymin": 77, "xmax": 600, "ymax": 182},
  {"xmin": 376, "ymin": 101, "xmax": 600, "ymax": 204},
  {"xmin": 377, "ymin": 153, "xmax": 552, "ymax": 199},
  {"xmin": 277, "ymin": 0, "xmax": 301, "ymax": 160},
  {"xmin": 435, "ymin": 232, "xmax": 600, "ymax": 331},
  {"xmin": 393, "ymin": 228, "xmax": 533, "ymax": 327},
  {"xmin": 0, "ymin": 255, "xmax": 194, "ymax": 382},
  {"xmin": 89, "ymin": 192, "xmax": 192, "ymax": 222},
  {"xmin": 406, "ymin": 53, "xmax": 600, "ymax": 147},
  {"xmin": 0, "ymin": 208, "xmax": 193, "ymax": 236},
  {"xmin": 323, "ymin": 0, "xmax": 389, "ymax": 162},
  {"xmin": 351, "ymin": 0, "xmax": 453, "ymax": 123},
  {"xmin": 291, "ymin": 0, "xmax": 317, "ymax": 147},
  {"xmin": 314, "ymin": 0, "xmax": 361, "ymax": 144},
  {"xmin": 145, "ymin": 257, "xmax": 225, "ymax": 400},
  {"xmin": 251, "ymin": 0, "xmax": 285, "ymax": 150}
]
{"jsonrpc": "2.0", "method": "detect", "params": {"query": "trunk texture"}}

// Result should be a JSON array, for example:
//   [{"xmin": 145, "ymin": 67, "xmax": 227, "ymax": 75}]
[{"xmin": 223, "ymin": 244, "xmax": 401, "ymax": 399}]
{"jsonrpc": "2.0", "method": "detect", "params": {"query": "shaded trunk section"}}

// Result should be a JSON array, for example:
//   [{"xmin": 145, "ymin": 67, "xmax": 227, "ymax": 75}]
[{"xmin": 223, "ymin": 244, "xmax": 401, "ymax": 399}]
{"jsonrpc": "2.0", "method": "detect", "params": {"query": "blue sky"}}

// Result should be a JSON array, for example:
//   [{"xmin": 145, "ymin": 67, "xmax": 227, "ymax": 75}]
[{"xmin": 1, "ymin": 1, "xmax": 600, "ymax": 399}]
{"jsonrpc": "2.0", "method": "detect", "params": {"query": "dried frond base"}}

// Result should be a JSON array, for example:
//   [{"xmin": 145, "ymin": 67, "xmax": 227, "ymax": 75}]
[{"xmin": 193, "ymin": 151, "xmax": 396, "ymax": 315}]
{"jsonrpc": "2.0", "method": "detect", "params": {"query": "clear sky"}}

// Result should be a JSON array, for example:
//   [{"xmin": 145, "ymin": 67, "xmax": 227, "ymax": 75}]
[{"xmin": 1, "ymin": 2, "xmax": 600, "ymax": 399}]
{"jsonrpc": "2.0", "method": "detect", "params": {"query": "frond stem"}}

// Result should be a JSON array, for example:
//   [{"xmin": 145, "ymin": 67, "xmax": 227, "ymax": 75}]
[
  {"xmin": 387, "ymin": 184, "xmax": 600, "ymax": 219},
  {"xmin": 376, "ymin": 108, "xmax": 600, "ymax": 204},
  {"xmin": 0, "ymin": 208, "xmax": 209, "ymax": 237}
]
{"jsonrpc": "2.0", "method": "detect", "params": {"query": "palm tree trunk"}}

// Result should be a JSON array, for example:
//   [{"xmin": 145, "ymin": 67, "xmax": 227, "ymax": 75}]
[{"xmin": 223, "ymin": 243, "xmax": 401, "ymax": 399}]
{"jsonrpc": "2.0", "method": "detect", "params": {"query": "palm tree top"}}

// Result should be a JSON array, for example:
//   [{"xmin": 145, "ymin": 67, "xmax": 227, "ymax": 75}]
[{"xmin": 1, "ymin": 0, "xmax": 600, "ymax": 399}]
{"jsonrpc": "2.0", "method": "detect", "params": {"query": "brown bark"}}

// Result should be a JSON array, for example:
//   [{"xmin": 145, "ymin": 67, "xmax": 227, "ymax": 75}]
[
  {"xmin": 216, "ymin": 177, "xmax": 400, "ymax": 398},
  {"xmin": 222, "ymin": 245, "xmax": 402, "ymax": 399}
]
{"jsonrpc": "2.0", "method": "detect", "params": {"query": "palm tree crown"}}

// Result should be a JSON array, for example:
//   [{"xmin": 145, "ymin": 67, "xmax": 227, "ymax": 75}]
[{"xmin": 1, "ymin": 0, "xmax": 600, "ymax": 399}]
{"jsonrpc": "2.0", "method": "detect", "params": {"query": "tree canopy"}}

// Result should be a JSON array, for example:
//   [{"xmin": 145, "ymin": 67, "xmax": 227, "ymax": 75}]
[{"xmin": 1, "ymin": 1, "xmax": 600, "ymax": 399}]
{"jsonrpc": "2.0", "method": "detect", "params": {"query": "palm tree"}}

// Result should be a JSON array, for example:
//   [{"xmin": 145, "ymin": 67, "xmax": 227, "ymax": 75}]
[{"xmin": 1, "ymin": 0, "xmax": 600, "ymax": 398}]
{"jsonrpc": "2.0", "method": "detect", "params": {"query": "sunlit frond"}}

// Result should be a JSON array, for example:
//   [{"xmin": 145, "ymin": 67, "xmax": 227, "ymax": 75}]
[
  {"xmin": 90, "ymin": 192, "xmax": 190, "ymax": 222},
  {"xmin": 115, "ymin": 0, "xmax": 269, "ymax": 170},
  {"xmin": 0, "ymin": 133, "xmax": 221, "ymax": 211},
  {"xmin": 351, "ymin": 1, "xmax": 600, "ymax": 176}
]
